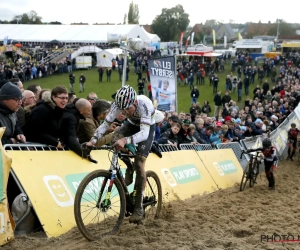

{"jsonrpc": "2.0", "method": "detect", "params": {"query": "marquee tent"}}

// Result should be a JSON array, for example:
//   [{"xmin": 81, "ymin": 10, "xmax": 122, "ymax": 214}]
[
  {"xmin": 96, "ymin": 48, "xmax": 126, "ymax": 67},
  {"xmin": 0, "ymin": 24, "xmax": 160, "ymax": 43},
  {"xmin": 71, "ymin": 45, "xmax": 102, "ymax": 59}
]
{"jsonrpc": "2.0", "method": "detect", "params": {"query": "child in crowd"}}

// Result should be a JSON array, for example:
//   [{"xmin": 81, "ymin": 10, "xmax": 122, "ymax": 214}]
[{"xmin": 157, "ymin": 123, "xmax": 181, "ymax": 147}]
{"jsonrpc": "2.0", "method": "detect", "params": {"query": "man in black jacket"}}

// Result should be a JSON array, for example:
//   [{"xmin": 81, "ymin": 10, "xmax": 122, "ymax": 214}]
[
  {"xmin": 79, "ymin": 73, "xmax": 86, "ymax": 93},
  {"xmin": 60, "ymin": 98, "xmax": 91, "ymax": 157},
  {"xmin": 213, "ymin": 90, "xmax": 222, "ymax": 118},
  {"xmin": 0, "ymin": 82, "xmax": 26, "ymax": 145}
]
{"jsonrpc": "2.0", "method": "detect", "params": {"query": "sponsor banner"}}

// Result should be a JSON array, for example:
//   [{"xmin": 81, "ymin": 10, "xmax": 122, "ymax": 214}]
[
  {"xmin": 148, "ymin": 56, "xmax": 177, "ymax": 112},
  {"xmin": 0, "ymin": 128, "xmax": 14, "ymax": 247},
  {"xmin": 8, "ymin": 148, "xmax": 242, "ymax": 238},
  {"xmin": 196, "ymin": 149, "xmax": 243, "ymax": 189}
]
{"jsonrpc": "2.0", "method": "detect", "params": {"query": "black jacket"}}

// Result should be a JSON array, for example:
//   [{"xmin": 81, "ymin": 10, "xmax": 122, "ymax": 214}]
[
  {"xmin": 0, "ymin": 101, "xmax": 23, "ymax": 145},
  {"xmin": 157, "ymin": 129, "xmax": 178, "ymax": 144},
  {"xmin": 60, "ymin": 104, "xmax": 85, "ymax": 157},
  {"xmin": 23, "ymin": 100, "xmax": 64, "ymax": 146}
]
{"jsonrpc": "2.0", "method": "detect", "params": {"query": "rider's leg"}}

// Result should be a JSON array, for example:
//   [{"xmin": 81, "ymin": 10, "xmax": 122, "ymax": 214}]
[
  {"xmin": 265, "ymin": 161, "xmax": 275, "ymax": 189},
  {"xmin": 129, "ymin": 124, "xmax": 156, "ymax": 224},
  {"xmin": 129, "ymin": 154, "xmax": 146, "ymax": 223}
]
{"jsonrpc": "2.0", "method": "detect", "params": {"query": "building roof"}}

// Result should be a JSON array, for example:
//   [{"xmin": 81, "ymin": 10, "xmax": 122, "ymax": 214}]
[{"xmin": 224, "ymin": 24, "xmax": 236, "ymax": 38}]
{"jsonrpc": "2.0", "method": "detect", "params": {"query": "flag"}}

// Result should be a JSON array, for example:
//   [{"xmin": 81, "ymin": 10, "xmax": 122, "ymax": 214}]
[
  {"xmin": 203, "ymin": 34, "xmax": 207, "ymax": 44},
  {"xmin": 10, "ymin": 39, "xmax": 13, "ymax": 45},
  {"xmin": 224, "ymin": 35, "xmax": 227, "ymax": 48},
  {"xmin": 3, "ymin": 36, "xmax": 8, "ymax": 46},
  {"xmin": 190, "ymin": 32, "xmax": 195, "ymax": 46},
  {"xmin": 238, "ymin": 33, "xmax": 243, "ymax": 41},
  {"xmin": 179, "ymin": 32, "xmax": 184, "ymax": 45},
  {"xmin": 185, "ymin": 36, "xmax": 190, "ymax": 46},
  {"xmin": 212, "ymin": 30, "xmax": 216, "ymax": 46}
]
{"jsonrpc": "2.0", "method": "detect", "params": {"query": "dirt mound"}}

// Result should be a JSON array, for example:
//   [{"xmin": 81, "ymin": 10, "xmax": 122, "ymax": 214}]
[{"xmin": 3, "ymin": 160, "xmax": 300, "ymax": 250}]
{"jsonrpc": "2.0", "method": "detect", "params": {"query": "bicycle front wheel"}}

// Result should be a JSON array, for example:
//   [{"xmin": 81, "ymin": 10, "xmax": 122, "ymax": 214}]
[
  {"xmin": 143, "ymin": 170, "xmax": 162, "ymax": 220},
  {"xmin": 74, "ymin": 170, "xmax": 126, "ymax": 241},
  {"xmin": 240, "ymin": 163, "xmax": 251, "ymax": 191}
]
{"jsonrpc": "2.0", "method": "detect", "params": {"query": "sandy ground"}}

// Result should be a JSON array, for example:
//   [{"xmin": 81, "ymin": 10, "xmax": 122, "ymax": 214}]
[{"xmin": 3, "ymin": 159, "xmax": 300, "ymax": 250}]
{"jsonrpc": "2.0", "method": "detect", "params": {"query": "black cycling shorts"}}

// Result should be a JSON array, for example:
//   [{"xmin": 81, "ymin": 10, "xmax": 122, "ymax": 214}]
[{"xmin": 113, "ymin": 121, "xmax": 156, "ymax": 158}]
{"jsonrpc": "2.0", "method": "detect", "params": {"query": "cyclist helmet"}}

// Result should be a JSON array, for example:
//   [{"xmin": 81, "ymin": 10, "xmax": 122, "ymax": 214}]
[
  {"xmin": 115, "ymin": 85, "xmax": 137, "ymax": 109},
  {"xmin": 291, "ymin": 123, "xmax": 296, "ymax": 128},
  {"xmin": 262, "ymin": 138, "xmax": 272, "ymax": 148}
]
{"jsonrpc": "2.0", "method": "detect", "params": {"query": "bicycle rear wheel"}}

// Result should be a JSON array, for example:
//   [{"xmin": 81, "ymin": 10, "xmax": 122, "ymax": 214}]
[
  {"xmin": 143, "ymin": 170, "xmax": 162, "ymax": 220},
  {"xmin": 74, "ymin": 170, "xmax": 126, "ymax": 241},
  {"xmin": 240, "ymin": 163, "xmax": 251, "ymax": 191}
]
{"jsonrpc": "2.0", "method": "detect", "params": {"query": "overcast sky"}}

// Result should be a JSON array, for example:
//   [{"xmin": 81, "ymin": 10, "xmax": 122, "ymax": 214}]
[{"xmin": 0, "ymin": 0, "xmax": 299, "ymax": 26}]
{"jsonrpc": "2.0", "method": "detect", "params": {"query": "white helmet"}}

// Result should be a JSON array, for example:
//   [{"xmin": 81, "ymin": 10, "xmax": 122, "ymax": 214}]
[
  {"xmin": 115, "ymin": 85, "xmax": 137, "ymax": 109},
  {"xmin": 154, "ymin": 110, "xmax": 164, "ymax": 123}
]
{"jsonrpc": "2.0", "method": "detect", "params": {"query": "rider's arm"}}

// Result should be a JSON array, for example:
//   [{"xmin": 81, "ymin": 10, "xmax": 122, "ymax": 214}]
[
  {"xmin": 126, "ymin": 110, "xmax": 152, "ymax": 145},
  {"xmin": 91, "ymin": 104, "xmax": 117, "ymax": 144}
]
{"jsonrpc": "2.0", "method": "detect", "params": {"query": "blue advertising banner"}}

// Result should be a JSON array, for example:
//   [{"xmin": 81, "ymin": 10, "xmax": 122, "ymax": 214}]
[{"xmin": 148, "ymin": 56, "xmax": 177, "ymax": 112}]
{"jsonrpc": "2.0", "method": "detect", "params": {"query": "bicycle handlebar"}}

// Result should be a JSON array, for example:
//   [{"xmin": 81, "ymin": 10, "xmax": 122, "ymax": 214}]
[{"xmin": 240, "ymin": 150, "xmax": 262, "ymax": 159}]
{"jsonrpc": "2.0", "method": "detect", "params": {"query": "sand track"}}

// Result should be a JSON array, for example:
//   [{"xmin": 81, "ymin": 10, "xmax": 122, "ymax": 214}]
[{"xmin": 3, "ymin": 160, "xmax": 300, "ymax": 250}]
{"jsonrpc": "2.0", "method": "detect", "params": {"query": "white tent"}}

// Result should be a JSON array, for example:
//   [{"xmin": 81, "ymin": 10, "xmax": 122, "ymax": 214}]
[
  {"xmin": 71, "ymin": 46, "xmax": 102, "ymax": 58},
  {"xmin": 140, "ymin": 26, "xmax": 160, "ymax": 43},
  {"xmin": 0, "ymin": 24, "xmax": 161, "ymax": 43},
  {"xmin": 97, "ymin": 48, "xmax": 125, "ymax": 67}
]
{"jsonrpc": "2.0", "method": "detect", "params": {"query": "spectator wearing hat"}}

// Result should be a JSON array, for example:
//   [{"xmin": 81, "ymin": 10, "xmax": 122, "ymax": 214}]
[
  {"xmin": 210, "ymin": 121, "xmax": 223, "ymax": 145},
  {"xmin": 0, "ymin": 82, "xmax": 26, "ymax": 145},
  {"xmin": 270, "ymin": 115, "xmax": 279, "ymax": 130},
  {"xmin": 178, "ymin": 119, "xmax": 191, "ymax": 145}
]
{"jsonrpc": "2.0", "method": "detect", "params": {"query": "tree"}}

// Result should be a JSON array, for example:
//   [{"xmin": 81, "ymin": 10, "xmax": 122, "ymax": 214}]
[
  {"xmin": 151, "ymin": 5, "xmax": 190, "ymax": 42},
  {"xmin": 204, "ymin": 19, "xmax": 218, "ymax": 27},
  {"xmin": 11, "ymin": 10, "xmax": 42, "ymax": 24},
  {"xmin": 123, "ymin": 13, "xmax": 127, "ymax": 24},
  {"xmin": 127, "ymin": 1, "xmax": 139, "ymax": 24}
]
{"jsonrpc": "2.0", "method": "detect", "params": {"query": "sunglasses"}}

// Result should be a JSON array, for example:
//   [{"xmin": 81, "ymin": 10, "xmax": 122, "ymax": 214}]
[{"xmin": 88, "ymin": 97, "xmax": 98, "ymax": 101}]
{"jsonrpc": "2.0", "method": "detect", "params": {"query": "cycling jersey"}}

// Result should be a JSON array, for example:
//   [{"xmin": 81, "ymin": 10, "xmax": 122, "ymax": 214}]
[
  {"xmin": 261, "ymin": 146, "xmax": 277, "ymax": 162},
  {"xmin": 93, "ymin": 95, "xmax": 155, "ymax": 144},
  {"xmin": 288, "ymin": 128, "xmax": 299, "ymax": 140}
]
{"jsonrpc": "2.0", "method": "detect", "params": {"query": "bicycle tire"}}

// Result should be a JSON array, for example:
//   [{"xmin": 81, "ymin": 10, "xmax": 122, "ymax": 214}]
[
  {"xmin": 144, "ymin": 170, "xmax": 162, "ymax": 219},
  {"xmin": 240, "ymin": 163, "xmax": 250, "ymax": 191},
  {"xmin": 74, "ymin": 170, "xmax": 126, "ymax": 241},
  {"xmin": 251, "ymin": 162, "xmax": 260, "ymax": 187}
]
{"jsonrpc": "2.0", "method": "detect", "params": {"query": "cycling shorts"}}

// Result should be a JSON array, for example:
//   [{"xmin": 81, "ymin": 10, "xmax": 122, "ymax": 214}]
[{"xmin": 113, "ymin": 121, "xmax": 156, "ymax": 158}]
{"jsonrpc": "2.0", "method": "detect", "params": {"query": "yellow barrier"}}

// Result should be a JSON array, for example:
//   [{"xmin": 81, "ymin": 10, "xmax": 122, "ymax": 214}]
[
  {"xmin": 7, "ymin": 148, "xmax": 243, "ymax": 238},
  {"xmin": 0, "ymin": 128, "xmax": 15, "ymax": 247}
]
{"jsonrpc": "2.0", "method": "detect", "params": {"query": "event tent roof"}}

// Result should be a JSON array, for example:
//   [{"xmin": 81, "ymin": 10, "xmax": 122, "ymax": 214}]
[{"xmin": 0, "ymin": 24, "xmax": 161, "ymax": 43}]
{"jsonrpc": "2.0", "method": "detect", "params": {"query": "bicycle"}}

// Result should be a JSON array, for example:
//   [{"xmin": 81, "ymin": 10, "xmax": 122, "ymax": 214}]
[
  {"xmin": 74, "ymin": 145, "xmax": 162, "ymax": 241},
  {"xmin": 239, "ymin": 150, "xmax": 262, "ymax": 191}
]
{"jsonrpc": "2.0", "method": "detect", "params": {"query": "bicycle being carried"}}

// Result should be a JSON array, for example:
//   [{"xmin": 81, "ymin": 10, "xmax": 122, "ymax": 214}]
[
  {"xmin": 74, "ymin": 144, "xmax": 162, "ymax": 241},
  {"xmin": 239, "ymin": 150, "xmax": 262, "ymax": 191}
]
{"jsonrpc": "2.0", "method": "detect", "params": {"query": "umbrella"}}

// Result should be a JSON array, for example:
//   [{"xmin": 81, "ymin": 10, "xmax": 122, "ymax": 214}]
[{"xmin": 49, "ymin": 40, "xmax": 60, "ymax": 44}]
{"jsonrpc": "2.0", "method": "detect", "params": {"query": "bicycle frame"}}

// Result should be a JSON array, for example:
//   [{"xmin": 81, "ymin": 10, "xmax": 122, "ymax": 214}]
[{"xmin": 96, "ymin": 149, "xmax": 135, "ymax": 210}]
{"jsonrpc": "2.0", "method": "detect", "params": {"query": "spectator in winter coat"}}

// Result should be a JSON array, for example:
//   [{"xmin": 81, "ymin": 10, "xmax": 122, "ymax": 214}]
[
  {"xmin": 60, "ymin": 98, "xmax": 91, "ymax": 157},
  {"xmin": 23, "ymin": 86, "xmax": 68, "ymax": 148},
  {"xmin": 213, "ymin": 90, "xmax": 222, "ymax": 118},
  {"xmin": 193, "ymin": 118, "xmax": 206, "ymax": 144},
  {"xmin": 202, "ymin": 100, "xmax": 211, "ymax": 116},
  {"xmin": 0, "ymin": 82, "xmax": 25, "ymax": 145}
]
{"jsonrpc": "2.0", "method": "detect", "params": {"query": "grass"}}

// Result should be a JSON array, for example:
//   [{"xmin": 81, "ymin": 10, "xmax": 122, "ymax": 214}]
[{"xmin": 23, "ymin": 62, "xmax": 270, "ymax": 113}]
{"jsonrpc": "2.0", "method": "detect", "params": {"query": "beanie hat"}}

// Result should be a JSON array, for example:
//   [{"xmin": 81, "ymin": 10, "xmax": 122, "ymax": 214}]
[{"xmin": 0, "ymin": 82, "xmax": 22, "ymax": 100}]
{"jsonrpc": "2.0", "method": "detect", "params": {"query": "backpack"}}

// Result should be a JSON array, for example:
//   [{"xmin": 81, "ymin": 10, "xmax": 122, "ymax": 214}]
[{"xmin": 11, "ymin": 193, "xmax": 39, "ymax": 235}]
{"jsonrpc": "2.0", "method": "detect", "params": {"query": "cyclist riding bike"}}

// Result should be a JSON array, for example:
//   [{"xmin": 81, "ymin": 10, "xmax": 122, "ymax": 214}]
[
  {"xmin": 244, "ymin": 138, "xmax": 278, "ymax": 190},
  {"xmin": 87, "ymin": 85, "xmax": 156, "ymax": 224},
  {"xmin": 287, "ymin": 123, "xmax": 299, "ymax": 161}
]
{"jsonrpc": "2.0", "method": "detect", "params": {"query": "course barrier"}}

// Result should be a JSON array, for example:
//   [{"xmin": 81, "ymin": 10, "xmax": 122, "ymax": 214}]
[
  {"xmin": 0, "ymin": 128, "xmax": 15, "ymax": 247},
  {"xmin": 3, "ymin": 145, "xmax": 243, "ymax": 238}
]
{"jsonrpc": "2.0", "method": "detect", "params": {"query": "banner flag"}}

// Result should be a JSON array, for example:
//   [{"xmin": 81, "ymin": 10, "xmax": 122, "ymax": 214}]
[
  {"xmin": 179, "ymin": 32, "xmax": 184, "ymax": 45},
  {"xmin": 148, "ymin": 57, "xmax": 177, "ymax": 112},
  {"xmin": 212, "ymin": 30, "xmax": 216, "ymax": 46},
  {"xmin": 185, "ymin": 36, "xmax": 190, "ymax": 47},
  {"xmin": 224, "ymin": 35, "xmax": 227, "ymax": 48},
  {"xmin": 3, "ymin": 37, "xmax": 8, "ymax": 46},
  {"xmin": 191, "ymin": 32, "xmax": 195, "ymax": 46}
]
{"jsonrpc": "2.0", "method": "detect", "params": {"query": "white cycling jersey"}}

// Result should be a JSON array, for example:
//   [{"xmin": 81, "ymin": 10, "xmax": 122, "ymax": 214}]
[{"xmin": 93, "ymin": 95, "xmax": 155, "ymax": 144}]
